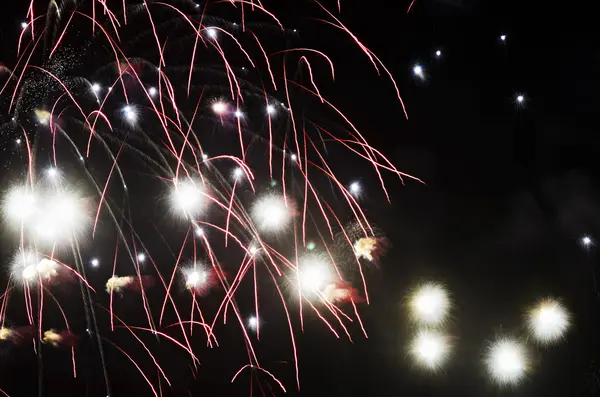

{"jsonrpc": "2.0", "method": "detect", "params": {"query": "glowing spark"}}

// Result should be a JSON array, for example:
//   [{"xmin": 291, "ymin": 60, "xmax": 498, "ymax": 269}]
[
  {"xmin": 266, "ymin": 104, "xmax": 276, "ymax": 115},
  {"xmin": 526, "ymin": 298, "xmax": 570, "ymax": 345},
  {"xmin": 206, "ymin": 28, "xmax": 218, "ymax": 39},
  {"xmin": 43, "ymin": 330, "xmax": 62, "ymax": 346},
  {"xmin": 212, "ymin": 101, "xmax": 228, "ymax": 115},
  {"xmin": 123, "ymin": 105, "xmax": 137, "ymax": 123},
  {"xmin": 413, "ymin": 64, "xmax": 424, "ymax": 79},
  {"xmin": 516, "ymin": 95, "xmax": 524, "ymax": 103},
  {"xmin": 298, "ymin": 254, "xmax": 332, "ymax": 294},
  {"xmin": 582, "ymin": 235, "xmax": 593, "ymax": 247},
  {"xmin": 354, "ymin": 237, "xmax": 378, "ymax": 261},
  {"xmin": 0, "ymin": 328, "xmax": 13, "ymax": 341},
  {"xmin": 184, "ymin": 268, "xmax": 207, "ymax": 289},
  {"xmin": 500, "ymin": 34, "xmax": 506, "ymax": 41},
  {"xmin": 202, "ymin": 154, "xmax": 209, "ymax": 161},
  {"xmin": 349, "ymin": 181, "xmax": 361, "ymax": 196},
  {"xmin": 485, "ymin": 338, "xmax": 528, "ymax": 385},
  {"xmin": 137, "ymin": 253, "xmax": 147, "ymax": 263},
  {"xmin": 21, "ymin": 22, "xmax": 28, "ymax": 29},
  {"xmin": 234, "ymin": 109, "xmax": 243, "ymax": 118},
  {"xmin": 409, "ymin": 282, "xmax": 451, "ymax": 326},
  {"xmin": 249, "ymin": 245, "xmax": 258, "ymax": 255},
  {"xmin": 435, "ymin": 50, "xmax": 442, "ymax": 57},
  {"xmin": 233, "ymin": 167, "xmax": 244, "ymax": 180},
  {"xmin": 248, "ymin": 316, "xmax": 259, "ymax": 330},
  {"xmin": 290, "ymin": 153, "xmax": 298, "ymax": 161},
  {"xmin": 148, "ymin": 87, "xmax": 157, "ymax": 97},
  {"xmin": 35, "ymin": 109, "xmax": 51, "ymax": 125},
  {"xmin": 16, "ymin": 139, "xmax": 21, "ymax": 144},
  {"xmin": 91, "ymin": 258, "xmax": 100, "ymax": 267},
  {"xmin": 170, "ymin": 179, "xmax": 205, "ymax": 217},
  {"xmin": 251, "ymin": 194, "xmax": 291, "ymax": 233},
  {"xmin": 3, "ymin": 185, "xmax": 37, "ymax": 224},
  {"xmin": 195, "ymin": 227, "xmax": 204, "ymax": 236},
  {"xmin": 409, "ymin": 329, "xmax": 451, "ymax": 370},
  {"xmin": 91, "ymin": 83, "xmax": 101, "ymax": 94},
  {"xmin": 34, "ymin": 192, "xmax": 88, "ymax": 243},
  {"xmin": 46, "ymin": 167, "xmax": 58, "ymax": 178}
]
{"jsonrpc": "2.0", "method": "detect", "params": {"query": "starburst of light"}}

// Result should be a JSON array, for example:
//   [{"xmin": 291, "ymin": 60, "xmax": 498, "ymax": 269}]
[
  {"xmin": 90, "ymin": 258, "xmax": 100, "ymax": 267},
  {"xmin": 266, "ymin": 104, "xmax": 276, "ymax": 115},
  {"xmin": 206, "ymin": 27, "xmax": 218, "ymax": 39},
  {"xmin": 248, "ymin": 316, "xmax": 259, "ymax": 330},
  {"xmin": 526, "ymin": 298, "xmax": 570, "ymax": 345},
  {"xmin": 297, "ymin": 254, "xmax": 332, "ymax": 295},
  {"xmin": 212, "ymin": 100, "xmax": 228, "ymax": 115},
  {"xmin": 148, "ymin": 87, "xmax": 157, "ymax": 97},
  {"xmin": 413, "ymin": 64, "xmax": 424, "ymax": 79},
  {"xmin": 485, "ymin": 338, "xmax": 528, "ymax": 385},
  {"xmin": 349, "ymin": 181, "xmax": 361, "ymax": 197},
  {"xmin": 409, "ymin": 282, "xmax": 451, "ymax": 326},
  {"xmin": 516, "ymin": 94, "xmax": 524, "ymax": 104},
  {"xmin": 91, "ymin": 83, "xmax": 101, "ymax": 94},
  {"xmin": 170, "ymin": 179, "xmax": 206, "ymax": 218},
  {"xmin": 183, "ymin": 267, "xmax": 208, "ymax": 290},
  {"xmin": 435, "ymin": 50, "xmax": 442, "ymax": 57},
  {"xmin": 409, "ymin": 329, "xmax": 452, "ymax": 370},
  {"xmin": 137, "ymin": 253, "xmax": 147, "ymax": 263},
  {"xmin": 251, "ymin": 194, "xmax": 291, "ymax": 233},
  {"xmin": 123, "ymin": 105, "xmax": 137, "ymax": 123},
  {"xmin": 34, "ymin": 191, "xmax": 88, "ymax": 244},
  {"xmin": 3, "ymin": 185, "xmax": 37, "ymax": 224}
]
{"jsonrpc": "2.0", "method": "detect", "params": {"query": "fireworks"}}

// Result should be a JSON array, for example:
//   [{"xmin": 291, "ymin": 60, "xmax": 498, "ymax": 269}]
[
  {"xmin": 251, "ymin": 194, "xmax": 292, "ymax": 233},
  {"xmin": 297, "ymin": 254, "xmax": 333, "ymax": 295},
  {"xmin": 409, "ymin": 329, "xmax": 452, "ymax": 370},
  {"xmin": 526, "ymin": 299, "xmax": 570, "ymax": 345},
  {"xmin": 409, "ymin": 282, "xmax": 451, "ymax": 326},
  {"xmin": 170, "ymin": 179, "xmax": 206, "ymax": 218},
  {"xmin": 485, "ymin": 338, "xmax": 529, "ymax": 385}
]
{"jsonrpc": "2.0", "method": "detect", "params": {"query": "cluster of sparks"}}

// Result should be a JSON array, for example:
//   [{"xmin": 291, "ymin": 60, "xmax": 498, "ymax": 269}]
[
  {"xmin": 405, "ymin": 282, "xmax": 570, "ymax": 385},
  {"xmin": 0, "ymin": 0, "xmax": 410, "ymax": 395}
]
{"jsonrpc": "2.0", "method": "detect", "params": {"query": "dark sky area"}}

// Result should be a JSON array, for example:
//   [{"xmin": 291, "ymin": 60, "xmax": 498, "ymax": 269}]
[{"xmin": 1, "ymin": 0, "xmax": 600, "ymax": 396}]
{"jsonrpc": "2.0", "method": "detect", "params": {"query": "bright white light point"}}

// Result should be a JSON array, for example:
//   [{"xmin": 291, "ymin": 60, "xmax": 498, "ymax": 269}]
[
  {"xmin": 212, "ymin": 101, "xmax": 227, "ymax": 115},
  {"xmin": 206, "ymin": 28, "xmax": 217, "ymax": 38},
  {"xmin": 413, "ymin": 64, "xmax": 424, "ymax": 78},
  {"xmin": 298, "ymin": 255, "xmax": 332, "ymax": 294},
  {"xmin": 293, "ymin": 29, "xmax": 297, "ymax": 33},
  {"xmin": 4, "ymin": 186, "xmax": 37, "ymax": 223},
  {"xmin": 22, "ymin": 265, "xmax": 37, "ymax": 280},
  {"xmin": 234, "ymin": 109, "xmax": 243, "ymax": 118},
  {"xmin": 16, "ymin": 139, "xmax": 21, "ymax": 144},
  {"xmin": 137, "ymin": 253, "xmax": 146, "ymax": 263},
  {"xmin": 91, "ymin": 83, "xmax": 101, "ymax": 93},
  {"xmin": 148, "ymin": 87, "xmax": 157, "ymax": 97},
  {"xmin": 266, "ymin": 104, "xmax": 276, "ymax": 115},
  {"xmin": 409, "ymin": 282, "xmax": 450, "ymax": 326},
  {"xmin": 195, "ymin": 227, "xmax": 204, "ymax": 236},
  {"xmin": 233, "ymin": 167, "xmax": 244, "ymax": 179},
  {"xmin": 249, "ymin": 245, "xmax": 258, "ymax": 255},
  {"xmin": 248, "ymin": 316, "xmax": 258, "ymax": 330},
  {"xmin": 91, "ymin": 258, "xmax": 99, "ymax": 267},
  {"xmin": 108, "ymin": 87, "xmax": 113, "ymax": 92},
  {"xmin": 409, "ymin": 330, "xmax": 451, "ymax": 370},
  {"xmin": 516, "ymin": 95, "xmax": 524, "ymax": 103},
  {"xmin": 251, "ymin": 194, "xmax": 291, "ymax": 233},
  {"xmin": 435, "ymin": 50, "xmax": 442, "ymax": 57},
  {"xmin": 195, "ymin": 3, "xmax": 200, "ymax": 8},
  {"xmin": 349, "ymin": 181, "xmax": 361, "ymax": 196},
  {"xmin": 582, "ymin": 236, "xmax": 593, "ymax": 246},
  {"xmin": 170, "ymin": 179, "xmax": 205, "ymax": 217},
  {"xmin": 485, "ymin": 338, "xmax": 528, "ymax": 385},
  {"xmin": 123, "ymin": 105, "xmax": 137, "ymax": 122},
  {"xmin": 500, "ymin": 34, "xmax": 506, "ymax": 41},
  {"xmin": 21, "ymin": 22, "xmax": 28, "ymax": 29},
  {"xmin": 185, "ymin": 269, "xmax": 207, "ymax": 288},
  {"xmin": 290, "ymin": 154, "xmax": 297, "ymax": 161},
  {"xmin": 46, "ymin": 167, "xmax": 58, "ymax": 178},
  {"xmin": 202, "ymin": 154, "xmax": 208, "ymax": 160},
  {"xmin": 527, "ymin": 299, "xmax": 570, "ymax": 344}
]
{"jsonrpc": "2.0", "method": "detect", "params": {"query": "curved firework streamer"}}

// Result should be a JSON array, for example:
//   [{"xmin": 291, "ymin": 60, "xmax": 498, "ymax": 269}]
[{"xmin": 0, "ymin": 0, "xmax": 418, "ymax": 395}]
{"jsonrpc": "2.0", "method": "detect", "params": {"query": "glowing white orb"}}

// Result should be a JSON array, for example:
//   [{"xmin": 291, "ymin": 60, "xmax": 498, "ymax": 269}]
[
  {"xmin": 249, "ymin": 245, "xmax": 258, "ymax": 255},
  {"xmin": 516, "ymin": 95, "xmax": 524, "ymax": 103},
  {"xmin": 248, "ymin": 316, "xmax": 259, "ymax": 330},
  {"xmin": 206, "ymin": 28, "xmax": 218, "ymax": 38},
  {"xmin": 123, "ymin": 105, "xmax": 137, "ymax": 123},
  {"xmin": 409, "ymin": 282, "xmax": 451, "ymax": 326},
  {"xmin": 202, "ymin": 154, "xmax": 209, "ymax": 161},
  {"xmin": 233, "ymin": 167, "xmax": 244, "ymax": 180},
  {"xmin": 297, "ymin": 255, "xmax": 332, "ymax": 294},
  {"xmin": 34, "ymin": 192, "xmax": 87, "ymax": 243},
  {"xmin": 413, "ymin": 64, "xmax": 424, "ymax": 78},
  {"xmin": 91, "ymin": 83, "xmax": 101, "ymax": 94},
  {"xmin": 349, "ymin": 181, "xmax": 361, "ymax": 196},
  {"xmin": 582, "ymin": 236, "xmax": 593, "ymax": 247},
  {"xmin": 91, "ymin": 258, "xmax": 100, "ymax": 267},
  {"xmin": 184, "ymin": 267, "xmax": 207, "ymax": 289},
  {"xmin": 46, "ymin": 167, "xmax": 58, "ymax": 178},
  {"xmin": 148, "ymin": 87, "xmax": 157, "ymax": 97},
  {"xmin": 409, "ymin": 329, "xmax": 451, "ymax": 370},
  {"xmin": 290, "ymin": 153, "xmax": 297, "ymax": 161},
  {"xmin": 3, "ymin": 186, "xmax": 37, "ymax": 223},
  {"xmin": 21, "ymin": 22, "xmax": 28, "ymax": 29},
  {"xmin": 195, "ymin": 227, "xmax": 204, "ymax": 236},
  {"xmin": 170, "ymin": 179, "xmax": 205, "ymax": 217},
  {"xmin": 485, "ymin": 338, "xmax": 528, "ymax": 385},
  {"xmin": 435, "ymin": 50, "xmax": 442, "ymax": 57},
  {"xmin": 266, "ymin": 104, "xmax": 276, "ymax": 115},
  {"xmin": 137, "ymin": 253, "xmax": 147, "ymax": 263},
  {"xmin": 212, "ymin": 101, "xmax": 227, "ymax": 115},
  {"xmin": 16, "ymin": 139, "xmax": 21, "ymax": 144},
  {"xmin": 251, "ymin": 194, "xmax": 291, "ymax": 233},
  {"xmin": 500, "ymin": 34, "xmax": 506, "ymax": 41},
  {"xmin": 22, "ymin": 265, "xmax": 37, "ymax": 281},
  {"xmin": 234, "ymin": 109, "xmax": 243, "ymax": 118},
  {"xmin": 527, "ymin": 299, "xmax": 570, "ymax": 344}
]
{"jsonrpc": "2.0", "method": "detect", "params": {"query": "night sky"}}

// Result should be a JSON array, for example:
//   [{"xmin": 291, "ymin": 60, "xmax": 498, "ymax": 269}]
[{"xmin": 1, "ymin": 0, "xmax": 600, "ymax": 396}]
